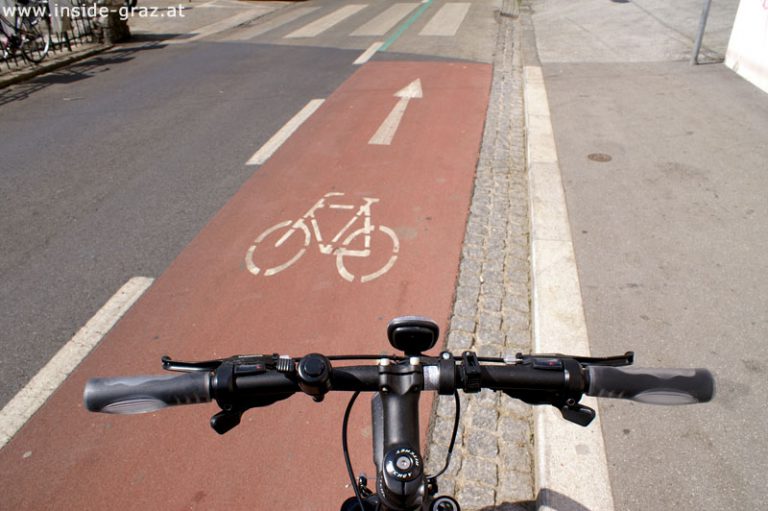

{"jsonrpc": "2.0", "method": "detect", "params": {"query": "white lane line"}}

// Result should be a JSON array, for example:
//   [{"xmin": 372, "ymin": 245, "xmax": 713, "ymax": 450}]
[
  {"xmin": 354, "ymin": 41, "xmax": 384, "ymax": 65},
  {"xmin": 224, "ymin": 6, "xmax": 320, "ymax": 41},
  {"xmin": 0, "ymin": 277, "xmax": 154, "ymax": 449},
  {"xmin": 285, "ymin": 4, "xmax": 367, "ymax": 39},
  {"xmin": 524, "ymin": 65, "xmax": 616, "ymax": 511},
  {"xmin": 419, "ymin": 2, "xmax": 470, "ymax": 36},
  {"xmin": 167, "ymin": 10, "xmax": 267, "ymax": 45},
  {"xmin": 198, "ymin": 0, "xmax": 253, "ymax": 9},
  {"xmin": 247, "ymin": 99, "xmax": 325, "ymax": 166},
  {"xmin": 350, "ymin": 3, "xmax": 419, "ymax": 37}
]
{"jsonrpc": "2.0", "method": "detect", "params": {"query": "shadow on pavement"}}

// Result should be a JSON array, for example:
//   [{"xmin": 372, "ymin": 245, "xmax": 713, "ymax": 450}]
[
  {"xmin": 536, "ymin": 488, "xmax": 592, "ymax": 510},
  {"xmin": 477, "ymin": 501, "xmax": 535, "ymax": 511},
  {"xmin": 129, "ymin": 32, "xmax": 188, "ymax": 43},
  {"xmin": 0, "ymin": 42, "xmax": 166, "ymax": 106},
  {"xmin": 478, "ymin": 489, "xmax": 591, "ymax": 511}
]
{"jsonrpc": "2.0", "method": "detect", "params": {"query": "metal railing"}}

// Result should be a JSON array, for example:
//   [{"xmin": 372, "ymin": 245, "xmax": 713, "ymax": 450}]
[{"xmin": 1, "ymin": 0, "xmax": 99, "ymax": 72}]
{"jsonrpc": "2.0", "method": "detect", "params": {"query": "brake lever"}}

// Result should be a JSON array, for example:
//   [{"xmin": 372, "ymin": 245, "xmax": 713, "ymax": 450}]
[
  {"xmin": 161, "ymin": 355, "xmax": 226, "ymax": 372},
  {"xmin": 162, "ymin": 354, "xmax": 299, "ymax": 434},
  {"xmin": 505, "ymin": 355, "xmax": 610, "ymax": 427},
  {"xmin": 162, "ymin": 353, "xmax": 296, "ymax": 373},
  {"xmin": 515, "ymin": 351, "xmax": 634, "ymax": 367}
]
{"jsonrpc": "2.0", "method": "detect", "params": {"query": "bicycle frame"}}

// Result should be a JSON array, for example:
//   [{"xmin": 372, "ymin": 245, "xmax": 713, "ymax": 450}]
[{"xmin": 0, "ymin": 12, "xmax": 17, "ymax": 56}]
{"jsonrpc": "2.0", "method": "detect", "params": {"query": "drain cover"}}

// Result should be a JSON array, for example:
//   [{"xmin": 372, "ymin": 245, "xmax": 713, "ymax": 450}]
[{"xmin": 588, "ymin": 153, "xmax": 613, "ymax": 162}]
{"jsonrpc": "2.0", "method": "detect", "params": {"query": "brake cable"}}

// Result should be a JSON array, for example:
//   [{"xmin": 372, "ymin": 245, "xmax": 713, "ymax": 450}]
[
  {"xmin": 428, "ymin": 390, "xmax": 461, "ymax": 480},
  {"xmin": 342, "ymin": 391, "xmax": 365, "ymax": 511}
]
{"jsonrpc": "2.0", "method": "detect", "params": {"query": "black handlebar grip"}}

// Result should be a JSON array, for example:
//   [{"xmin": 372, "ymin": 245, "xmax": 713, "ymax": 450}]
[
  {"xmin": 587, "ymin": 366, "xmax": 715, "ymax": 405},
  {"xmin": 84, "ymin": 373, "xmax": 211, "ymax": 414}
]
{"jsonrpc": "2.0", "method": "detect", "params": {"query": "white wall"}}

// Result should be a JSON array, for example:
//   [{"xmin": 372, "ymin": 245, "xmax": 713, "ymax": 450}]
[{"xmin": 726, "ymin": 0, "xmax": 768, "ymax": 93}]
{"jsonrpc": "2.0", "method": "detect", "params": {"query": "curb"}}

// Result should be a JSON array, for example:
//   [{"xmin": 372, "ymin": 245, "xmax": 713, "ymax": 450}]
[
  {"xmin": 424, "ymin": 1, "xmax": 535, "ymax": 508},
  {"xmin": 518, "ymin": 3, "xmax": 616, "ymax": 511},
  {"xmin": 0, "ymin": 44, "xmax": 112, "ymax": 89}
]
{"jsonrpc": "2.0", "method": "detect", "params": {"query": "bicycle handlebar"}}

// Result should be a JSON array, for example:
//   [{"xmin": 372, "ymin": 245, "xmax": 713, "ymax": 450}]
[
  {"xmin": 82, "ymin": 351, "xmax": 715, "ymax": 511},
  {"xmin": 81, "ymin": 315, "xmax": 716, "ymax": 511},
  {"xmin": 84, "ymin": 353, "xmax": 715, "ymax": 420}
]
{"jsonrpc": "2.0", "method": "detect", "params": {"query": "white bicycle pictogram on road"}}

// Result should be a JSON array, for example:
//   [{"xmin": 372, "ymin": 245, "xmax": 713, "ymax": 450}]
[{"xmin": 245, "ymin": 192, "xmax": 400, "ymax": 283}]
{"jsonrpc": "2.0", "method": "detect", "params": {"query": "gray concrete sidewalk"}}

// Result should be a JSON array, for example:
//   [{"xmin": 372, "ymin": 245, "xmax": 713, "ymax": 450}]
[
  {"xmin": 526, "ymin": 0, "xmax": 767, "ymax": 509},
  {"xmin": 531, "ymin": 0, "xmax": 737, "ymax": 63}
]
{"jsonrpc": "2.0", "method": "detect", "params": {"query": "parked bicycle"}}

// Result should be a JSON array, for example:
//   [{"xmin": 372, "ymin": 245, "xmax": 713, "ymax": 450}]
[
  {"xmin": 0, "ymin": 0, "xmax": 51, "ymax": 64},
  {"xmin": 84, "ymin": 316, "xmax": 715, "ymax": 510}
]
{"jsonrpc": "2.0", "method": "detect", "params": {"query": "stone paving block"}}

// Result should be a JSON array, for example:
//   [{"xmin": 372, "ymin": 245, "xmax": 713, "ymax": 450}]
[
  {"xmin": 500, "ymin": 442, "xmax": 532, "ymax": 475},
  {"xmin": 492, "ymin": 503, "xmax": 534, "ymax": 511},
  {"xmin": 457, "ymin": 284, "xmax": 481, "ymax": 304},
  {"xmin": 462, "ymin": 458, "xmax": 499, "ymax": 487},
  {"xmin": 459, "ymin": 258, "xmax": 482, "ymax": 280},
  {"xmin": 451, "ymin": 316, "xmax": 477, "ymax": 334},
  {"xmin": 475, "ymin": 388, "xmax": 500, "ymax": 407},
  {"xmin": 428, "ymin": 9, "xmax": 533, "ymax": 508},
  {"xmin": 447, "ymin": 330, "xmax": 474, "ymax": 350},
  {"xmin": 499, "ymin": 415, "xmax": 531, "ymax": 445},
  {"xmin": 477, "ymin": 310, "xmax": 502, "ymax": 331},
  {"xmin": 497, "ymin": 467, "xmax": 534, "ymax": 504},
  {"xmin": 469, "ymin": 404, "xmax": 499, "ymax": 431},
  {"xmin": 502, "ymin": 294, "xmax": 530, "ymax": 315},
  {"xmin": 458, "ymin": 485, "xmax": 497, "ymax": 510},
  {"xmin": 453, "ymin": 299, "xmax": 477, "ymax": 318},
  {"xmin": 467, "ymin": 429, "xmax": 499, "ymax": 458},
  {"xmin": 476, "ymin": 343, "xmax": 504, "ymax": 358},
  {"xmin": 500, "ymin": 393, "xmax": 531, "ymax": 417}
]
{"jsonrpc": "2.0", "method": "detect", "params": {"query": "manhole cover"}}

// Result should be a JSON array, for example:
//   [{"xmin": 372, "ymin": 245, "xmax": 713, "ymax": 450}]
[
  {"xmin": 588, "ymin": 153, "xmax": 613, "ymax": 163},
  {"xmin": 611, "ymin": 0, "xmax": 630, "ymax": 3}
]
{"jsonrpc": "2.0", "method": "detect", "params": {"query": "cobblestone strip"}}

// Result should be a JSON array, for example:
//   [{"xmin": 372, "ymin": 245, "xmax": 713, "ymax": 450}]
[{"xmin": 424, "ymin": 3, "xmax": 533, "ymax": 510}]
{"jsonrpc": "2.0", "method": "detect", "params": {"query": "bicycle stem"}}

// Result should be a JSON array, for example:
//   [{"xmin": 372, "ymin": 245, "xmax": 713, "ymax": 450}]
[{"xmin": 374, "ymin": 359, "xmax": 427, "ymax": 511}]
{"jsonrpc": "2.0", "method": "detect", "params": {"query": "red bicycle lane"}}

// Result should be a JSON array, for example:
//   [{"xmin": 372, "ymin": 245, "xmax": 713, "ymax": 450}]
[{"xmin": 0, "ymin": 60, "xmax": 492, "ymax": 510}]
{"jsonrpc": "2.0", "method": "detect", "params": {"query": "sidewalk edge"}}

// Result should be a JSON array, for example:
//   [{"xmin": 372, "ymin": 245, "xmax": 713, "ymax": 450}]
[
  {"xmin": 0, "ymin": 44, "xmax": 112, "ymax": 90},
  {"xmin": 519, "ymin": 5, "xmax": 616, "ymax": 511}
]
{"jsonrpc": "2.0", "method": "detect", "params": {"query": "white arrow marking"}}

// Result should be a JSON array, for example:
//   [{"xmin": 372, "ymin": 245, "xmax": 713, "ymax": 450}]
[{"xmin": 369, "ymin": 79, "xmax": 423, "ymax": 146}]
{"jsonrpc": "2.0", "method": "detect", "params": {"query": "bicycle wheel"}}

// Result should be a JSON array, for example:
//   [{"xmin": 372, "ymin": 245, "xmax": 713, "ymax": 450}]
[
  {"xmin": 245, "ymin": 220, "xmax": 310, "ymax": 277},
  {"xmin": 18, "ymin": 15, "xmax": 50, "ymax": 64},
  {"xmin": 336, "ymin": 225, "xmax": 399, "ymax": 283},
  {"xmin": 1, "ymin": 15, "xmax": 18, "ymax": 60},
  {"xmin": 1, "ymin": 37, "xmax": 10, "ymax": 61}
]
